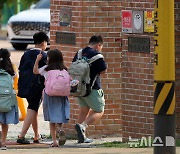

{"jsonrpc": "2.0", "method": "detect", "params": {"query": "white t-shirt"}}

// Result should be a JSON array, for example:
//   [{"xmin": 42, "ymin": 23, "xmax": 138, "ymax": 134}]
[{"xmin": 38, "ymin": 65, "xmax": 48, "ymax": 79}]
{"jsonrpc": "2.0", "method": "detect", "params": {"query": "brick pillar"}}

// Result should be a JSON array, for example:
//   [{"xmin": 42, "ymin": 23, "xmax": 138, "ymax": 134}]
[
  {"xmin": 50, "ymin": 0, "xmax": 123, "ymax": 138},
  {"xmin": 120, "ymin": 1, "xmax": 154, "ymax": 141}
]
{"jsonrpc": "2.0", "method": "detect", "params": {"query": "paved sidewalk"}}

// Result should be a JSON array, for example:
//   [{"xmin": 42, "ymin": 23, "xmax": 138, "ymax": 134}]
[
  {"xmin": 5, "ymin": 103, "xmax": 180, "ymax": 153},
  {"xmin": 2, "ymin": 142, "xmax": 180, "ymax": 154},
  {"xmin": 0, "ymin": 147, "xmax": 154, "ymax": 154}
]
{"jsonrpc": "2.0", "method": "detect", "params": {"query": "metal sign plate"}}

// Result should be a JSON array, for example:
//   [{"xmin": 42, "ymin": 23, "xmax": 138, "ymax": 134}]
[
  {"xmin": 56, "ymin": 32, "xmax": 76, "ymax": 45},
  {"xmin": 128, "ymin": 37, "xmax": 150, "ymax": 53},
  {"xmin": 59, "ymin": 8, "xmax": 71, "ymax": 26}
]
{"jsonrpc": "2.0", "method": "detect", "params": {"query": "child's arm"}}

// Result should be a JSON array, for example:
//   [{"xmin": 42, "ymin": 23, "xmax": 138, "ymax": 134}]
[{"xmin": 33, "ymin": 53, "xmax": 42, "ymax": 74}]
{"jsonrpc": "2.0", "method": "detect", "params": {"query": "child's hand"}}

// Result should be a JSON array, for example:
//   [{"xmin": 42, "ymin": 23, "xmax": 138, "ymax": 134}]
[{"xmin": 36, "ymin": 53, "xmax": 42, "ymax": 61}]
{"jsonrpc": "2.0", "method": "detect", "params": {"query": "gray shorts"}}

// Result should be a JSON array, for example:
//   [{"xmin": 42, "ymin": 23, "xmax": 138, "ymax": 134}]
[{"xmin": 77, "ymin": 89, "xmax": 105, "ymax": 113}]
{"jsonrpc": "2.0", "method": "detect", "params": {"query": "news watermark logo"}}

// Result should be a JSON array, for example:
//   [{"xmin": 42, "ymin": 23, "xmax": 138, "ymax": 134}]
[{"xmin": 128, "ymin": 136, "xmax": 175, "ymax": 148}]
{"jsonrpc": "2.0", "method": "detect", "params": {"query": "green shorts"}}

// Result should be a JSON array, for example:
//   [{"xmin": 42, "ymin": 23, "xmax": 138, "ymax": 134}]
[{"xmin": 77, "ymin": 89, "xmax": 105, "ymax": 113}]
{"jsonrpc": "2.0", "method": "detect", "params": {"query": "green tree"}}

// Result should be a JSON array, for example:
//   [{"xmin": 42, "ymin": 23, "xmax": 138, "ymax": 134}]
[{"xmin": 0, "ymin": 0, "xmax": 39, "ymax": 28}]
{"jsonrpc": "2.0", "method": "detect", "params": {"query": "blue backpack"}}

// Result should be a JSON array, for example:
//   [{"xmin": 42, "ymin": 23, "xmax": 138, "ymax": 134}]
[{"xmin": 0, "ymin": 69, "xmax": 17, "ymax": 112}]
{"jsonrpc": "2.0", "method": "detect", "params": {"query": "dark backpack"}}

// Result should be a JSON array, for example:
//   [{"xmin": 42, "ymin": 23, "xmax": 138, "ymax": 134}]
[
  {"xmin": 18, "ymin": 70, "xmax": 44, "ymax": 99},
  {"xmin": 17, "ymin": 49, "xmax": 45, "ymax": 99}
]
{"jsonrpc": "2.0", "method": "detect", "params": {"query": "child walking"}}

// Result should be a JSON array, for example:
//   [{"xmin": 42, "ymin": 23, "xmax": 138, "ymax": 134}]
[
  {"xmin": 33, "ymin": 49, "xmax": 70, "ymax": 147},
  {"xmin": 0, "ymin": 48, "xmax": 19, "ymax": 150}
]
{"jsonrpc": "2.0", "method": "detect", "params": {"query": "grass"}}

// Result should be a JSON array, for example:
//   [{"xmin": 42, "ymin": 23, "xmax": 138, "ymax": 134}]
[
  {"xmin": 98, "ymin": 141, "xmax": 129, "ymax": 148},
  {"xmin": 176, "ymin": 139, "xmax": 180, "ymax": 147}
]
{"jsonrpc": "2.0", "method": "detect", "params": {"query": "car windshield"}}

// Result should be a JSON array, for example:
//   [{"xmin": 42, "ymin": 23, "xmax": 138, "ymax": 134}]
[{"xmin": 34, "ymin": 0, "xmax": 50, "ymax": 9}]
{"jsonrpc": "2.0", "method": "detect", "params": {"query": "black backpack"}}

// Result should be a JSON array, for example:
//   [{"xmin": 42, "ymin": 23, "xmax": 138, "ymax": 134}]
[{"xmin": 17, "ymin": 49, "xmax": 46, "ymax": 99}]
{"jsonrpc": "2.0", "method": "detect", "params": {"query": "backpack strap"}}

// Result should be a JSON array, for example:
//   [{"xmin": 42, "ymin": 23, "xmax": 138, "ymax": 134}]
[
  {"xmin": 89, "ymin": 54, "xmax": 104, "ymax": 88},
  {"xmin": 77, "ymin": 49, "xmax": 104, "ymax": 63},
  {"xmin": 0, "ymin": 69, "xmax": 9, "ymax": 75},
  {"xmin": 88, "ymin": 54, "xmax": 104, "ymax": 64},
  {"xmin": 77, "ymin": 49, "xmax": 83, "ymax": 59}
]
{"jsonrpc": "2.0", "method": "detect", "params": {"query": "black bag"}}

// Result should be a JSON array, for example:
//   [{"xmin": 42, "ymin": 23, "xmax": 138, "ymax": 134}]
[{"xmin": 17, "ymin": 49, "xmax": 46, "ymax": 99}]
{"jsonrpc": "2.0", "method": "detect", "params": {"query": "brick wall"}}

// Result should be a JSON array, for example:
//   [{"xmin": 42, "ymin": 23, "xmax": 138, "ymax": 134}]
[
  {"xmin": 121, "ymin": 0, "xmax": 154, "ymax": 140},
  {"xmin": 50, "ymin": 0, "xmax": 155, "ymax": 139},
  {"xmin": 175, "ymin": 0, "xmax": 180, "ymax": 137},
  {"xmin": 51, "ymin": 0, "xmax": 123, "ymax": 138}
]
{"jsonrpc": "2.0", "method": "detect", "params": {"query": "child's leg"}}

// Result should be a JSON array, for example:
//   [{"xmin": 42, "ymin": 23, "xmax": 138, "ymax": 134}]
[
  {"xmin": 56, "ymin": 123, "xmax": 66, "ymax": 146},
  {"xmin": 1, "ymin": 124, "xmax": 8, "ymax": 146},
  {"xmin": 49, "ymin": 123, "xmax": 58, "ymax": 146},
  {"xmin": 19, "ymin": 109, "xmax": 37, "ymax": 137},
  {"xmin": 56, "ymin": 123, "xmax": 62, "ymax": 133},
  {"xmin": 32, "ymin": 111, "xmax": 39, "ymax": 139}
]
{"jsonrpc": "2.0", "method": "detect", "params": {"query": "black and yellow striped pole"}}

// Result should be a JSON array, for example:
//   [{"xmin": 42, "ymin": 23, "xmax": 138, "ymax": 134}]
[{"xmin": 154, "ymin": 0, "xmax": 175, "ymax": 154}]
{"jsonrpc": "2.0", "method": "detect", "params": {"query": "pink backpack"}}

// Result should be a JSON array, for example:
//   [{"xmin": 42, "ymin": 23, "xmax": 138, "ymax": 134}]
[{"xmin": 45, "ymin": 69, "xmax": 71, "ymax": 96}]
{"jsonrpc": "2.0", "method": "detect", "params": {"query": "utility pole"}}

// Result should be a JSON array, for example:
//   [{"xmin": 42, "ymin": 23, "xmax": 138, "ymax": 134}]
[{"xmin": 154, "ymin": 0, "xmax": 175, "ymax": 154}]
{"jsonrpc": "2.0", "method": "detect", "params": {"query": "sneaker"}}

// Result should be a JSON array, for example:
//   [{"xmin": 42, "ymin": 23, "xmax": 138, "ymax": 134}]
[
  {"xmin": 58, "ymin": 130, "xmax": 66, "ymax": 146},
  {"xmin": 75, "ymin": 123, "xmax": 86, "ymax": 143},
  {"xmin": 0, "ymin": 145, "xmax": 6, "ymax": 150},
  {"xmin": 84, "ymin": 138, "xmax": 93, "ymax": 143},
  {"xmin": 17, "ymin": 136, "xmax": 30, "ymax": 144}
]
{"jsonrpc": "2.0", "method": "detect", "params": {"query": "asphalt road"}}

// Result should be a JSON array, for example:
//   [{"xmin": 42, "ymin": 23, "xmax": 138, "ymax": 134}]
[{"xmin": 0, "ymin": 39, "xmax": 33, "ymax": 67}]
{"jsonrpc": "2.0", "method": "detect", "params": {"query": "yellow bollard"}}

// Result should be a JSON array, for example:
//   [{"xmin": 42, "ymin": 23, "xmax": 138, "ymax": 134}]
[
  {"xmin": 154, "ymin": 0, "xmax": 175, "ymax": 153},
  {"xmin": 13, "ymin": 64, "xmax": 27, "ymax": 121}
]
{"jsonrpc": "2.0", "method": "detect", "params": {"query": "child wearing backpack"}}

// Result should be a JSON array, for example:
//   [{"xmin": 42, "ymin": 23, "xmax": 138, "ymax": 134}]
[
  {"xmin": 33, "ymin": 49, "xmax": 70, "ymax": 147},
  {"xmin": 0, "ymin": 48, "xmax": 19, "ymax": 150},
  {"xmin": 70, "ymin": 35, "xmax": 107, "ymax": 143}
]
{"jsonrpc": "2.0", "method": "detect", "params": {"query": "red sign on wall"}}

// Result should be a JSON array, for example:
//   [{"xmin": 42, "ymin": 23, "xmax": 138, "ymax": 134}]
[{"xmin": 122, "ymin": 10, "xmax": 132, "ymax": 33}]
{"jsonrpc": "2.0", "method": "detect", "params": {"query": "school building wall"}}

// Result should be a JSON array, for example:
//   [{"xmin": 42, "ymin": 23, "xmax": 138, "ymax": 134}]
[{"xmin": 50, "ymin": 0, "xmax": 180, "ymax": 140}]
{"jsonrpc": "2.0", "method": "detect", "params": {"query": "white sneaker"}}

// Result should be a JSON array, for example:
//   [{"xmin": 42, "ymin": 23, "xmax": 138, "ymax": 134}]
[
  {"xmin": 0, "ymin": 146, "xmax": 7, "ymax": 150},
  {"xmin": 75, "ymin": 123, "xmax": 86, "ymax": 143},
  {"xmin": 84, "ymin": 138, "xmax": 93, "ymax": 143}
]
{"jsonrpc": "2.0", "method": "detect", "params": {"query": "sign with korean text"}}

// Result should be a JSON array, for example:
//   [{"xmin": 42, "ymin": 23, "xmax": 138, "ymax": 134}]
[
  {"xmin": 144, "ymin": 11, "xmax": 154, "ymax": 33},
  {"xmin": 122, "ymin": 10, "xmax": 132, "ymax": 33}
]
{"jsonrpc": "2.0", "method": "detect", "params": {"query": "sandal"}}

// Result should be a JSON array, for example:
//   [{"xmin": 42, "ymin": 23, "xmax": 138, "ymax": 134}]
[
  {"xmin": 33, "ymin": 135, "xmax": 41, "ymax": 143},
  {"xmin": 50, "ymin": 143, "xmax": 58, "ymax": 148},
  {"xmin": 17, "ymin": 136, "xmax": 30, "ymax": 144},
  {"xmin": 33, "ymin": 138, "xmax": 39, "ymax": 143}
]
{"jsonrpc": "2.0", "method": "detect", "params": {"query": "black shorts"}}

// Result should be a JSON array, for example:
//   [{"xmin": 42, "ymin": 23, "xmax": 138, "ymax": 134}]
[{"xmin": 26, "ymin": 97, "xmax": 41, "ymax": 112}]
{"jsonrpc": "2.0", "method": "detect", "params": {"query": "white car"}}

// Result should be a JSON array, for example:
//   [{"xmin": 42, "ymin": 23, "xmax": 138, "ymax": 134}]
[{"xmin": 7, "ymin": 0, "xmax": 50, "ymax": 50}]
